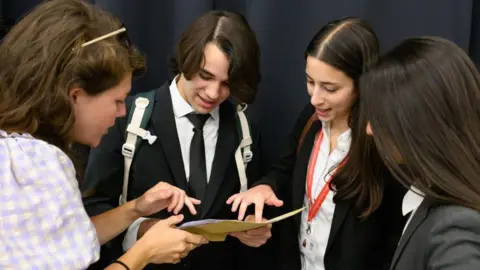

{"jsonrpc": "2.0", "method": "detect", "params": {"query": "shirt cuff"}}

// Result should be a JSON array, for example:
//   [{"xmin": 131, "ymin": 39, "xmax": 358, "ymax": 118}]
[{"xmin": 122, "ymin": 217, "xmax": 150, "ymax": 251}]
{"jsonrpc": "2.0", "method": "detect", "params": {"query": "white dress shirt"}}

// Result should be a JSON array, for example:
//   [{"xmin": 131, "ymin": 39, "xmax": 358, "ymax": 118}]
[
  {"xmin": 299, "ymin": 122, "xmax": 351, "ymax": 270},
  {"xmin": 123, "ymin": 77, "xmax": 220, "ymax": 250},
  {"xmin": 401, "ymin": 186, "xmax": 425, "ymax": 235}
]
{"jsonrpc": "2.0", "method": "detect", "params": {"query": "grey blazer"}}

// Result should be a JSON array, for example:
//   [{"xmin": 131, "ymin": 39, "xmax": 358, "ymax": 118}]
[{"xmin": 391, "ymin": 199, "xmax": 480, "ymax": 270}]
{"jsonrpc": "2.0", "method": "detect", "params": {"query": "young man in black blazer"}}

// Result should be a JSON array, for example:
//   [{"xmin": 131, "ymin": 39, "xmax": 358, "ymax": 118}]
[{"xmin": 82, "ymin": 11, "xmax": 272, "ymax": 270}]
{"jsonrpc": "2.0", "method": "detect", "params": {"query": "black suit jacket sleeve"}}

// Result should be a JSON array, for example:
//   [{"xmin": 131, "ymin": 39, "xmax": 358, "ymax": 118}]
[{"xmin": 252, "ymin": 104, "xmax": 315, "ymax": 194}]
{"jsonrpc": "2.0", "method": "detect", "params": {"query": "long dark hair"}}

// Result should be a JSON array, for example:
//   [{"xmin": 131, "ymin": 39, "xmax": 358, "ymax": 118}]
[
  {"xmin": 305, "ymin": 17, "xmax": 385, "ymax": 217},
  {"xmin": 361, "ymin": 36, "xmax": 480, "ymax": 211}
]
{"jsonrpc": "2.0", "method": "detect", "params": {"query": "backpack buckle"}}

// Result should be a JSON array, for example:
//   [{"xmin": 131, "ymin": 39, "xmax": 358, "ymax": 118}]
[
  {"xmin": 122, "ymin": 143, "xmax": 135, "ymax": 158},
  {"xmin": 243, "ymin": 149, "xmax": 253, "ymax": 163}
]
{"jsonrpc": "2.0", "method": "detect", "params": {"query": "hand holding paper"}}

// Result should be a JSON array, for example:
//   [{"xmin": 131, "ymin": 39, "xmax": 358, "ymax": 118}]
[
  {"xmin": 179, "ymin": 207, "xmax": 305, "ymax": 241},
  {"xmin": 229, "ymin": 215, "xmax": 272, "ymax": 247}
]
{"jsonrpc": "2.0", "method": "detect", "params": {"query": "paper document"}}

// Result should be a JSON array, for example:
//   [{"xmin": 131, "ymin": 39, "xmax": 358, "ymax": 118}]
[{"xmin": 179, "ymin": 207, "xmax": 306, "ymax": 241}]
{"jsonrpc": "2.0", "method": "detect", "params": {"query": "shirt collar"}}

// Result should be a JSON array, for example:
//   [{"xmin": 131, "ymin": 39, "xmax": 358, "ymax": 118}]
[
  {"xmin": 402, "ymin": 186, "xmax": 425, "ymax": 216},
  {"xmin": 169, "ymin": 75, "xmax": 220, "ymax": 120}
]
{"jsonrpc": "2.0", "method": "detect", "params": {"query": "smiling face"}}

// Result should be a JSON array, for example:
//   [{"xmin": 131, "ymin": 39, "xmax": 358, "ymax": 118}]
[
  {"xmin": 177, "ymin": 42, "xmax": 231, "ymax": 114},
  {"xmin": 306, "ymin": 56, "xmax": 357, "ymax": 124}
]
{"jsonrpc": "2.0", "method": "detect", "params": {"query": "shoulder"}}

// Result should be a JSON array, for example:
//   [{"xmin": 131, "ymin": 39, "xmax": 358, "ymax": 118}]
[
  {"xmin": 0, "ymin": 132, "xmax": 76, "ymax": 185},
  {"xmin": 126, "ymin": 84, "xmax": 170, "ymax": 112},
  {"xmin": 282, "ymin": 103, "xmax": 318, "ymax": 141},
  {"xmin": 0, "ymin": 132, "xmax": 100, "ymax": 268},
  {"xmin": 289, "ymin": 103, "xmax": 316, "ymax": 134},
  {"xmin": 427, "ymin": 204, "xmax": 480, "ymax": 233},
  {"xmin": 297, "ymin": 103, "xmax": 316, "ymax": 123},
  {"xmin": 219, "ymin": 101, "xmax": 262, "ymax": 136},
  {"xmin": 422, "ymin": 203, "xmax": 480, "ymax": 269},
  {"xmin": 0, "ymin": 132, "xmax": 81, "ymax": 202}
]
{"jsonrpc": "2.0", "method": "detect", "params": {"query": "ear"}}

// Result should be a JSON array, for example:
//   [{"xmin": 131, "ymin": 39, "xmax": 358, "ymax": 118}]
[{"xmin": 69, "ymin": 87, "xmax": 87, "ymax": 105}]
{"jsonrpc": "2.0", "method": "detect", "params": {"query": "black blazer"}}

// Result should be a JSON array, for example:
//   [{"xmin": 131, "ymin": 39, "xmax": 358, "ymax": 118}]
[
  {"xmin": 82, "ymin": 83, "xmax": 270, "ymax": 270},
  {"xmin": 255, "ymin": 104, "xmax": 407, "ymax": 270},
  {"xmin": 391, "ymin": 200, "xmax": 480, "ymax": 270}
]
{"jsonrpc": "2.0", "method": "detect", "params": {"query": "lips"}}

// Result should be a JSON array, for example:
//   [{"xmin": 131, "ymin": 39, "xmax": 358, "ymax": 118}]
[
  {"xmin": 316, "ymin": 108, "xmax": 331, "ymax": 118},
  {"xmin": 198, "ymin": 96, "xmax": 216, "ymax": 109}
]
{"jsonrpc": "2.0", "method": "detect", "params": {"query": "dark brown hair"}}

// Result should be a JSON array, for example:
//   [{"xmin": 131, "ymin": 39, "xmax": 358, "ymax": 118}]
[
  {"xmin": 305, "ymin": 17, "xmax": 385, "ymax": 218},
  {"xmin": 0, "ymin": 0, "xmax": 145, "ymax": 154},
  {"xmin": 361, "ymin": 36, "xmax": 480, "ymax": 211},
  {"xmin": 171, "ymin": 10, "xmax": 261, "ymax": 104}
]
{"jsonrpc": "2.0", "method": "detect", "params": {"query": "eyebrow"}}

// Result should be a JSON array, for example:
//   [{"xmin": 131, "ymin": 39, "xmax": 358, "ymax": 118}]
[
  {"xmin": 200, "ymin": 68, "xmax": 215, "ymax": 78},
  {"xmin": 200, "ymin": 68, "xmax": 229, "ymax": 83},
  {"xmin": 305, "ymin": 73, "xmax": 339, "ymax": 86}
]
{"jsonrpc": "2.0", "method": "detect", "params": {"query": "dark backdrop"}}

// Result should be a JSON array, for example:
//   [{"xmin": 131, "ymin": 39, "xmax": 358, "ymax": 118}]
[{"xmin": 2, "ymin": 0, "xmax": 480, "ymax": 172}]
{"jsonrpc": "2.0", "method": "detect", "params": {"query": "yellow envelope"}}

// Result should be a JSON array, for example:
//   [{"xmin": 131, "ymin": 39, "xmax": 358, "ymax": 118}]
[{"xmin": 179, "ymin": 207, "xmax": 306, "ymax": 241}]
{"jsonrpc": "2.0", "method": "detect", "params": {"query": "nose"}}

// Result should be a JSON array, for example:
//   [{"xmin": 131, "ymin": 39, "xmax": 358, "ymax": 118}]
[
  {"xmin": 205, "ymin": 83, "xmax": 221, "ymax": 100},
  {"xmin": 310, "ymin": 87, "xmax": 325, "ymax": 107}
]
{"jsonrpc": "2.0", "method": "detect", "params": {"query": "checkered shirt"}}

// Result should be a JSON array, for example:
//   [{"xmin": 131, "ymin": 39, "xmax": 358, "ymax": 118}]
[{"xmin": 0, "ymin": 130, "xmax": 100, "ymax": 269}]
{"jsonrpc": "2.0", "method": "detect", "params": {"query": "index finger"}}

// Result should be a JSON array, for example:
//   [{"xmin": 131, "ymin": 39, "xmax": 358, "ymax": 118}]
[
  {"xmin": 184, "ymin": 197, "xmax": 198, "ymax": 215},
  {"xmin": 254, "ymin": 196, "xmax": 265, "ymax": 223},
  {"xmin": 226, "ymin": 193, "xmax": 239, "ymax": 205}
]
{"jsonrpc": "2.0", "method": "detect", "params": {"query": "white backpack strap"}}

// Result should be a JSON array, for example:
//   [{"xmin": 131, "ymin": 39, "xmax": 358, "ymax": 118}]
[
  {"xmin": 235, "ymin": 103, "xmax": 253, "ymax": 192},
  {"xmin": 120, "ymin": 97, "xmax": 157, "ymax": 205}
]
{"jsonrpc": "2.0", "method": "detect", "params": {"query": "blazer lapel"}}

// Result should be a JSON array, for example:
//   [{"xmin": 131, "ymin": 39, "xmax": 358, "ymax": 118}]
[
  {"xmin": 150, "ymin": 83, "xmax": 188, "ymax": 191},
  {"xmin": 390, "ymin": 200, "xmax": 430, "ymax": 270},
  {"xmin": 200, "ymin": 103, "xmax": 237, "ymax": 218},
  {"xmin": 292, "ymin": 120, "xmax": 322, "ymax": 229},
  {"xmin": 326, "ymin": 200, "xmax": 351, "ymax": 252}
]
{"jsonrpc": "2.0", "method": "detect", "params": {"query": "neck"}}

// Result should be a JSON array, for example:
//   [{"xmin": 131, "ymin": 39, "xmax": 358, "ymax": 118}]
[
  {"xmin": 176, "ymin": 74, "xmax": 190, "ymax": 104},
  {"xmin": 327, "ymin": 116, "xmax": 349, "ymax": 154},
  {"xmin": 330, "ymin": 115, "xmax": 349, "ymax": 134}
]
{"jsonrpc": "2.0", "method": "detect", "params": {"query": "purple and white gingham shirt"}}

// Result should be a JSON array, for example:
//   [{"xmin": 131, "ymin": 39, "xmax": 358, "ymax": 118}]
[{"xmin": 0, "ymin": 130, "xmax": 100, "ymax": 269}]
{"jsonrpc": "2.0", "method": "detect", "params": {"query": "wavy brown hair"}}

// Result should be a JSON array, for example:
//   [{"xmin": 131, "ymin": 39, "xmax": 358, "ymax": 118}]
[{"xmin": 0, "ymin": 0, "xmax": 145, "ymax": 154}]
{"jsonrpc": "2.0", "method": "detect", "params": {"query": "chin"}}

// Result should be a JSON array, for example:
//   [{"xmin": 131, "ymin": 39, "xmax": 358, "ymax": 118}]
[
  {"xmin": 89, "ymin": 138, "xmax": 103, "ymax": 148},
  {"xmin": 193, "ymin": 104, "xmax": 215, "ymax": 114},
  {"xmin": 316, "ymin": 115, "xmax": 333, "ymax": 122},
  {"xmin": 76, "ymin": 137, "xmax": 100, "ymax": 148}
]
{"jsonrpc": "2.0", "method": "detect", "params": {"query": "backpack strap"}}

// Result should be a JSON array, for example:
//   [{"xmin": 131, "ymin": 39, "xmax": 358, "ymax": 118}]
[
  {"xmin": 234, "ymin": 103, "xmax": 253, "ymax": 192},
  {"xmin": 297, "ymin": 113, "xmax": 318, "ymax": 154},
  {"xmin": 120, "ymin": 90, "xmax": 157, "ymax": 205}
]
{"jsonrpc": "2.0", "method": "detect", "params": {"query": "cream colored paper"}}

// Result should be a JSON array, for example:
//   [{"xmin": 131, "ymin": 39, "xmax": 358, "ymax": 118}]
[{"xmin": 179, "ymin": 207, "xmax": 306, "ymax": 241}]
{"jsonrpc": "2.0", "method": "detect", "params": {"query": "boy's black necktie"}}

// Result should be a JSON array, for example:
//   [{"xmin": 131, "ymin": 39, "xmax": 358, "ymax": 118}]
[{"xmin": 186, "ymin": 113, "xmax": 210, "ymax": 204}]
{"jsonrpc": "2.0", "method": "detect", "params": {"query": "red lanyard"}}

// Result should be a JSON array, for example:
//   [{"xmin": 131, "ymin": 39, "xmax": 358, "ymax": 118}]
[{"xmin": 306, "ymin": 129, "xmax": 347, "ymax": 222}]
